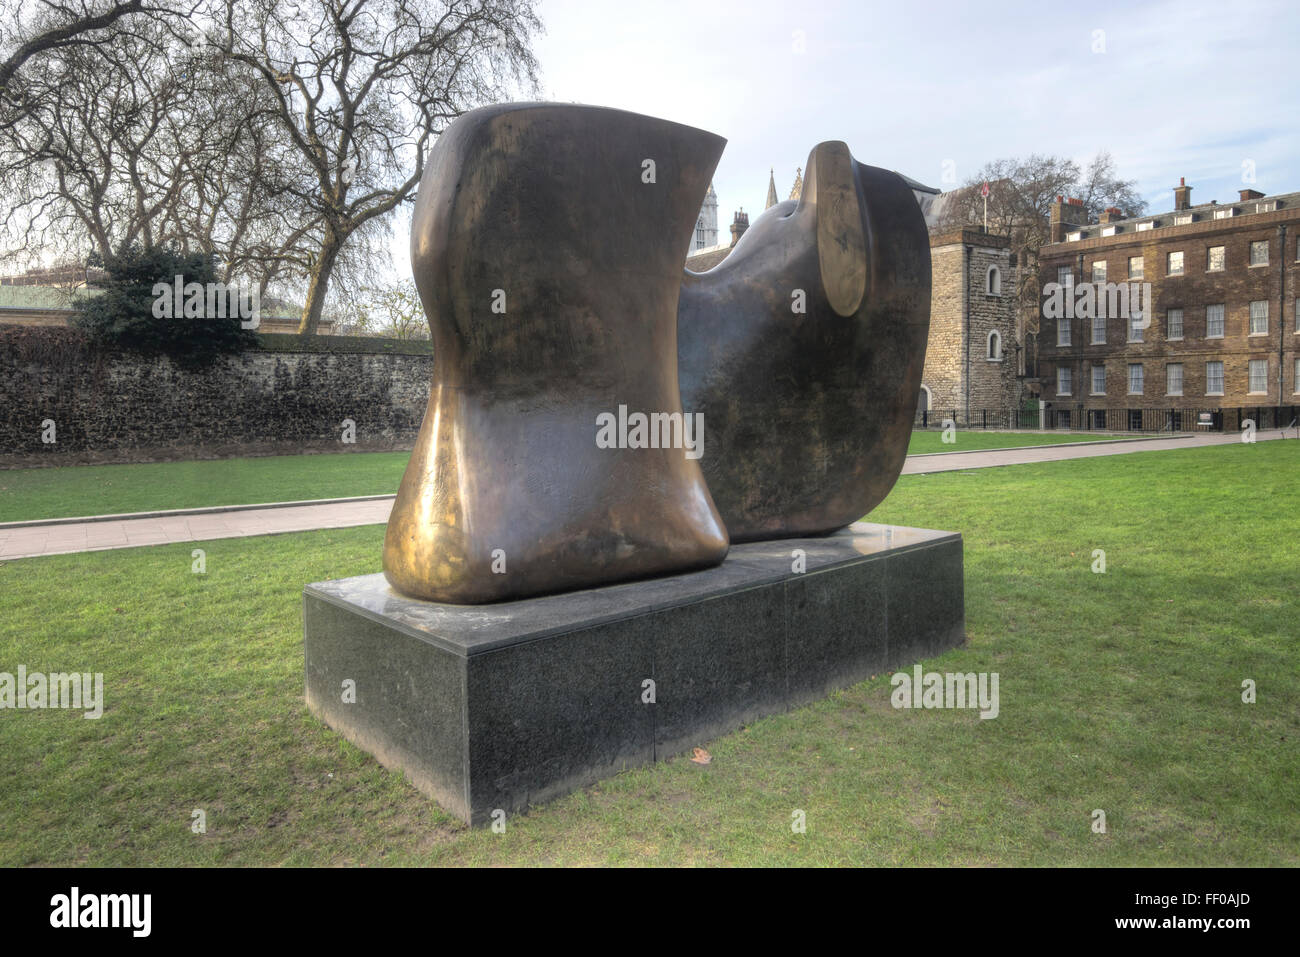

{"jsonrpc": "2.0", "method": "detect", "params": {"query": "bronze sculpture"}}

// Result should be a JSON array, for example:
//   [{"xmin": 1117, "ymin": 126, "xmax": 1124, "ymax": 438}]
[
  {"xmin": 384, "ymin": 103, "xmax": 730, "ymax": 603},
  {"xmin": 678, "ymin": 141, "xmax": 932, "ymax": 541},
  {"xmin": 384, "ymin": 105, "xmax": 930, "ymax": 604}
]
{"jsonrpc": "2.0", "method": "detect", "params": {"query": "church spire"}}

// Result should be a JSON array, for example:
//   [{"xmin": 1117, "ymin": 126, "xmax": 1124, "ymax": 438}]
[
  {"xmin": 789, "ymin": 167, "xmax": 803, "ymax": 202},
  {"xmin": 765, "ymin": 168, "xmax": 778, "ymax": 209}
]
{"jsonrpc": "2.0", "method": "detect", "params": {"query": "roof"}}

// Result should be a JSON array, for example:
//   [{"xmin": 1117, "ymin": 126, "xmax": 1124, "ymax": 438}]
[{"xmin": 1052, "ymin": 188, "xmax": 1300, "ymax": 243}]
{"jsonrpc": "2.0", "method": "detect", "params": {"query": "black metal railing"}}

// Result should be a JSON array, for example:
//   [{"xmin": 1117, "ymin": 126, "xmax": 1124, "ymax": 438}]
[{"xmin": 914, "ymin": 406, "xmax": 1300, "ymax": 434}]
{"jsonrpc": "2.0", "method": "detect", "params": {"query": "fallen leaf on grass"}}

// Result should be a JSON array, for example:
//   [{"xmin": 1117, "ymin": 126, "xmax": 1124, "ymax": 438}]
[{"xmin": 690, "ymin": 747, "xmax": 711, "ymax": 765}]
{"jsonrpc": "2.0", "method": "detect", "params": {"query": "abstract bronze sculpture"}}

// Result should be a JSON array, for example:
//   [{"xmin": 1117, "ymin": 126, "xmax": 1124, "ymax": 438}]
[
  {"xmin": 384, "ymin": 103, "xmax": 730, "ymax": 603},
  {"xmin": 678, "ymin": 142, "xmax": 931, "ymax": 541},
  {"xmin": 384, "ymin": 105, "xmax": 930, "ymax": 604}
]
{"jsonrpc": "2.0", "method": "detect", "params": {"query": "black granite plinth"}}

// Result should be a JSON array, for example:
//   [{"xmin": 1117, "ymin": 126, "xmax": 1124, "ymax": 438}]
[{"xmin": 303, "ymin": 522, "xmax": 964, "ymax": 825}]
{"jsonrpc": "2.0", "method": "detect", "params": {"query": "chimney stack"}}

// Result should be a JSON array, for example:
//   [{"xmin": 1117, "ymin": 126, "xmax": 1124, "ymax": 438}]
[
  {"xmin": 1049, "ymin": 195, "xmax": 1090, "ymax": 242},
  {"xmin": 1238, "ymin": 188, "xmax": 1264, "ymax": 202},
  {"xmin": 729, "ymin": 209, "xmax": 750, "ymax": 247},
  {"xmin": 1097, "ymin": 207, "xmax": 1124, "ymax": 224},
  {"xmin": 1173, "ymin": 177, "xmax": 1192, "ymax": 211}
]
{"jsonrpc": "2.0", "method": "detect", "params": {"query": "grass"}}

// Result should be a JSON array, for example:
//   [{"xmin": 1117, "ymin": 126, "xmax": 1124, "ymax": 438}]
[
  {"xmin": 0, "ymin": 441, "xmax": 1296, "ymax": 865},
  {"xmin": 907, "ymin": 430, "xmax": 1133, "ymax": 455},
  {"xmin": 0, "ymin": 451, "xmax": 411, "ymax": 523},
  {"xmin": 4, "ymin": 435, "xmax": 1129, "ymax": 523}
]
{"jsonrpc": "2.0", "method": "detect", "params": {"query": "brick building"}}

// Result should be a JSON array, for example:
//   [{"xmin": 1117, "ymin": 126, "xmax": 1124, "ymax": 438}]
[{"xmin": 1037, "ymin": 179, "xmax": 1299, "ymax": 430}]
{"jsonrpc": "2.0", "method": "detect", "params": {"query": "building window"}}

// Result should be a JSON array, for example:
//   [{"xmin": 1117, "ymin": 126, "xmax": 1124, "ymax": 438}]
[
  {"xmin": 1057, "ymin": 265, "xmax": 1073, "ymax": 288},
  {"xmin": 1296, "ymin": 298, "xmax": 1300, "ymax": 333},
  {"xmin": 1206, "ymin": 303, "xmax": 1225, "ymax": 338},
  {"xmin": 1167, "ymin": 251, "xmax": 1184, "ymax": 276},
  {"xmin": 1091, "ymin": 314, "xmax": 1106, "ymax": 344},
  {"xmin": 1207, "ymin": 246, "xmax": 1225, "ymax": 271},
  {"xmin": 1248, "ymin": 358, "xmax": 1268, "ymax": 394},
  {"xmin": 1091, "ymin": 260, "xmax": 1107, "ymax": 283},
  {"xmin": 1213, "ymin": 207, "xmax": 1236, "ymax": 219},
  {"xmin": 1167, "ymin": 308, "xmax": 1183, "ymax": 340},
  {"xmin": 1136, "ymin": 221, "xmax": 1154, "ymax": 232},
  {"xmin": 1174, "ymin": 213, "xmax": 1193, "ymax": 225},
  {"xmin": 919, "ymin": 384, "xmax": 932, "ymax": 412},
  {"xmin": 1128, "ymin": 363, "xmax": 1144, "ymax": 394},
  {"xmin": 1058, "ymin": 317, "xmax": 1071, "ymax": 346},
  {"xmin": 1101, "ymin": 225, "xmax": 1117, "ymax": 237},
  {"xmin": 1166, "ymin": 363, "xmax": 1183, "ymax": 396},
  {"xmin": 1206, "ymin": 360, "xmax": 1224, "ymax": 395},
  {"xmin": 1057, "ymin": 366, "xmax": 1072, "ymax": 395},
  {"xmin": 1249, "ymin": 300, "xmax": 1268, "ymax": 335},
  {"xmin": 986, "ymin": 266, "xmax": 1001, "ymax": 295},
  {"xmin": 1128, "ymin": 314, "xmax": 1145, "ymax": 342},
  {"xmin": 987, "ymin": 330, "xmax": 1001, "ymax": 359},
  {"xmin": 1091, "ymin": 365, "xmax": 1106, "ymax": 395},
  {"xmin": 1249, "ymin": 240, "xmax": 1269, "ymax": 266},
  {"xmin": 1295, "ymin": 358, "xmax": 1300, "ymax": 394},
  {"xmin": 1258, "ymin": 201, "xmax": 1277, "ymax": 213},
  {"xmin": 1066, "ymin": 231, "xmax": 1081, "ymax": 242},
  {"xmin": 1128, "ymin": 256, "xmax": 1143, "ymax": 279}
]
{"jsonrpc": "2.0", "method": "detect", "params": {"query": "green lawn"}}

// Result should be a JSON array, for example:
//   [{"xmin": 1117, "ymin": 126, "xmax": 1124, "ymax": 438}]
[
  {"xmin": 907, "ymin": 430, "xmax": 1129, "ymax": 455},
  {"xmin": 5, "ymin": 436, "xmax": 1130, "ymax": 524},
  {"xmin": 0, "ymin": 442, "xmax": 1296, "ymax": 865},
  {"xmin": 0, "ymin": 451, "xmax": 411, "ymax": 523}
]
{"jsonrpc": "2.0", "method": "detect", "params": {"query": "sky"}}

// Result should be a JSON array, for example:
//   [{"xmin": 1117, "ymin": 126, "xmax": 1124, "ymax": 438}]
[
  {"xmin": 395, "ymin": 0, "xmax": 1300, "ymax": 273},
  {"xmin": 533, "ymin": 0, "xmax": 1298, "ymax": 213}
]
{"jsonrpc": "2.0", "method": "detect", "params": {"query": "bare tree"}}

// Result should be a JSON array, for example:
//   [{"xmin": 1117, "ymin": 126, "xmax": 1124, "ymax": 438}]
[
  {"xmin": 0, "ymin": 1, "xmax": 194, "ymax": 129},
  {"xmin": 935, "ymin": 152, "xmax": 1146, "ymax": 344},
  {"xmin": 217, "ymin": 0, "xmax": 541, "ymax": 335}
]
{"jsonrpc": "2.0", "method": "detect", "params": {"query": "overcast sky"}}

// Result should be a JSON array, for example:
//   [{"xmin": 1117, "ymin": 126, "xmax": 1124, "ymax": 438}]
[
  {"xmin": 392, "ymin": 0, "xmax": 1298, "ymax": 272},
  {"xmin": 535, "ymin": 0, "xmax": 1299, "ymax": 213}
]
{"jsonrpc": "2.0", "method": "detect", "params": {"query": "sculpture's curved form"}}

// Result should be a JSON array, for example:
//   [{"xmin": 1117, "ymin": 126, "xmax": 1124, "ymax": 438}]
[
  {"xmin": 384, "ymin": 103, "xmax": 730, "ymax": 603},
  {"xmin": 678, "ymin": 141, "xmax": 932, "ymax": 542}
]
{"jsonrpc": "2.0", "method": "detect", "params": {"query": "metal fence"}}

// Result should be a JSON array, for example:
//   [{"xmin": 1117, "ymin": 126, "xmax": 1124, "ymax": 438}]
[{"xmin": 915, "ymin": 406, "xmax": 1300, "ymax": 434}]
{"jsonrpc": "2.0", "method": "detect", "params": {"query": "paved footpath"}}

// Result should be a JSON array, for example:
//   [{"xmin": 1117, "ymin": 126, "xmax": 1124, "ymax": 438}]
[{"xmin": 1, "ymin": 430, "xmax": 1292, "ymax": 561}]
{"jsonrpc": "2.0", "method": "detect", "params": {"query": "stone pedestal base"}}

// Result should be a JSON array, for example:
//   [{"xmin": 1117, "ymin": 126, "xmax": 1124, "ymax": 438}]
[{"xmin": 303, "ymin": 522, "xmax": 964, "ymax": 825}]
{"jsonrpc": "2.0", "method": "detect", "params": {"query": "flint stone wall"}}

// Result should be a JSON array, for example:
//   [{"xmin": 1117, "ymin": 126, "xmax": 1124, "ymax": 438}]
[{"xmin": 0, "ymin": 331, "xmax": 433, "ymax": 468}]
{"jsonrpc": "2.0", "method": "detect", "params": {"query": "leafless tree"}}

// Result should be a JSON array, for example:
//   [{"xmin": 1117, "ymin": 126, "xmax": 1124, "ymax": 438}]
[
  {"xmin": 935, "ymin": 152, "xmax": 1146, "ymax": 342},
  {"xmin": 215, "ymin": 0, "xmax": 541, "ymax": 335}
]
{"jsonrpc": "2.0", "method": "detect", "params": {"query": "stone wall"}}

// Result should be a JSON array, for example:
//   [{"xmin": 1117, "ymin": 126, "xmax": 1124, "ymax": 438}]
[
  {"xmin": 920, "ymin": 228, "xmax": 1021, "ymax": 420},
  {"xmin": 0, "ymin": 329, "xmax": 433, "ymax": 468}
]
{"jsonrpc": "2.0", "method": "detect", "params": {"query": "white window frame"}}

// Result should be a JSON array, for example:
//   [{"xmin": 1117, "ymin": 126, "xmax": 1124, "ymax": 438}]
[
  {"xmin": 1166, "ymin": 308, "xmax": 1184, "ymax": 340},
  {"xmin": 1206, "ymin": 360, "xmax": 1225, "ymax": 396},
  {"xmin": 1167, "ymin": 250, "xmax": 1184, "ymax": 276},
  {"xmin": 1057, "ymin": 316, "xmax": 1071, "ymax": 347},
  {"xmin": 1127, "ymin": 363, "xmax": 1144, "ymax": 395},
  {"xmin": 1091, "ymin": 365, "xmax": 1106, "ymax": 395},
  {"xmin": 1101, "ymin": 225, "xmax": 1117, "ymax": 237},
  {"xmin": 1057, "ymin": 265, "xmax": 1073, "ymax": 288},
  {"xmin": 1128, "ymin": 315, "xmax": 1145, "ymax": 343},
  {"xmin": 1249, "ymin": 240, "xmax": 1269, "ymax": 267},
  {"xmin": 1248, "ymin": 358, "xmax": 1268, "ymax": 394},
  {"xmin": 1206, "ymin": 303, "xmax": 1225, "ymax": 338},
  {"xmin": 1136, "ymin": 221, "xmax": 1154, "ymax": 232},
  {"xmin": 1128, "ymin": 256, "xmax": 1144, "ymax": 279},
  {"xmin": 1091, "ymin": 260, "xmax": 1107, "ymax": 283},
  {"xmin": 1057, "ymin": 366, "xmax": 1072, "ymax": 396},
  {"xmin": 1249, "ymin": 300, "xmax": 1268, "ymax": 336},
  {"xmin": 1091, "ymin": 313, "xmax": 1106, "ymax": 344},
  {"xmin": 1207, "ymin": 246, "xmax": 1225, "ymax": 272},
  {"xmin": 1166, "ymin": 363, "xmax": 1183, "ymax": 396}
]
